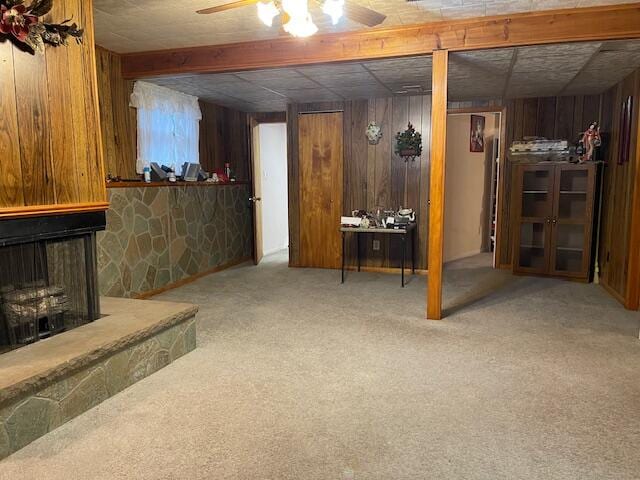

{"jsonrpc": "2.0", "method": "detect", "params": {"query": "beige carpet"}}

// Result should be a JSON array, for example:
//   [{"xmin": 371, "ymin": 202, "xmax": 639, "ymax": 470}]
[{"xmin": 1, "ymin": 252, "xmax": 639, "ymax": 480}]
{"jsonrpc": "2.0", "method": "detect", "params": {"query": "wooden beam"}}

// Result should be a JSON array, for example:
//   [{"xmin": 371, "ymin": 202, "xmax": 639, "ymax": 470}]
[
  {"xmin": 121, "ymin": 3, "xmax": 640, "ymax": 79},
  {"xmin": 427, "ymin": 49, "xmax": 448, "ymax": 321}
]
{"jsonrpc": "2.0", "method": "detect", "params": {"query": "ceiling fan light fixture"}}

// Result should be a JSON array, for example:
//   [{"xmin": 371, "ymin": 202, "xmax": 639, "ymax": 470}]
[
  {"xmin": 281, "ymin": 0, "xmax": 309, "ymax": 18},
  {"xmin": 283, "ymin": 12, "xmax": 318, "ymax": 38},
  {"xmin": 322, "ymin": 0, "xmax": 344, "ymax": 25},
  {"xmin": 257, "ymin": 1, "xmax": 280, "ymax": 27}
]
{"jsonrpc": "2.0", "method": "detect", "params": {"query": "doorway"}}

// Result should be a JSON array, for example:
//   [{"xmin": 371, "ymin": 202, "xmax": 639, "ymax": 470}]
[
  {"xmin": 445, "ymin": 111, "xmax": 503, "ymax": 267},
  {"xmin": 251, "ymin": 122, "xmax": 289, "ymax": 264}
]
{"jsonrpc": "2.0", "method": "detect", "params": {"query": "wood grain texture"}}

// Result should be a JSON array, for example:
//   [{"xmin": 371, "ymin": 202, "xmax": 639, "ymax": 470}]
[
  {"xmin": 598, "ymin": 67, "xmax": 640, "ymax": 308},
  {"xmin": 95, "ymin": 46, "xmax": 137, "ymax": 179},
  {"xmin": 299, "ymin": 112, "xmax": 344, "ymax": 269},
  {"xmin": 0, "ymin": 202, "xmax": 110, "ymax": 219},
  {"xmin": 122, "ymin": 4, "xmax": 640, "ymax": 78},
  {"xmin": 0, "ymin": 0, "xmax": 106, "ymax": 215},
  {"xmin": 13, "ymin": 49, "xmax": 54, "ymax": 205},
  {"xmin": 287, "ymin": 97, "xmax": 432, "ymax": 271},
  {"xmin": 199, "ymin": 101, "xmax": 251, "ymax": 180},
  {"xmin": 45, "ymin": 0, "xmax": 78, "ymax": 204},
  {"xmin": 427, "ymin": 50, "xmax": 448, "ymax": 320},
  {"xmin": 626, "ymin": 85, "xmax": 640, "ymax": 310},
  {"xmin": 0, "ymin": 42, "xmax": 24, "ymax": 207}
]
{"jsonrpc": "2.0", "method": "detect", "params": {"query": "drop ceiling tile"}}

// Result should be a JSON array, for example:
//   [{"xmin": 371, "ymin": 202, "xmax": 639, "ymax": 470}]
[
  {"xmin": 296, "ymin": 64, "xmax": 367, "ymax": 76},
  {"xmin": 311, "ymin": 72, "xmax": 380, "ymax": 88}
]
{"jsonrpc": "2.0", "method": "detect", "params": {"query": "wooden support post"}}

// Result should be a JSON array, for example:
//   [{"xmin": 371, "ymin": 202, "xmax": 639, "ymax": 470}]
[{"xmin": 427, "ymin": 49, "xmax": 448, "ymax": 320}]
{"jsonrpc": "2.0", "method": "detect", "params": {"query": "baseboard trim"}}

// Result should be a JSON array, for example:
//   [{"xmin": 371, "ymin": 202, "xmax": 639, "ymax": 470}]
[
  {"xmin": 134, "ymin": 256, "xmax": 252, "ymax": 299},
  {"xmin": 600, "ymin": 280, "xmax": 626, "ymax": 306}
]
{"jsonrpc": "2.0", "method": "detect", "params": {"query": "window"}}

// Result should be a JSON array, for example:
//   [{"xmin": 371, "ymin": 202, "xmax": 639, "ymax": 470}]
[{"xmin": 130, "ymin": 81, "xmax": 202, "ymax": 174}]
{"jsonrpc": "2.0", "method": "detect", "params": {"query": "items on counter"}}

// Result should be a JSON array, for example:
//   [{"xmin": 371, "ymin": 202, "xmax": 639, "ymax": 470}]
[
  {"xmin": 105, "ymin": 162, "xmax": 238, "ymax": 184},
  {"xmin": 341, "ymin": 207, "xmax": 416, "ymax": 230},
  {"xmin": 509, "ymin": 124, "xmax": 603, "ymax": 164}
]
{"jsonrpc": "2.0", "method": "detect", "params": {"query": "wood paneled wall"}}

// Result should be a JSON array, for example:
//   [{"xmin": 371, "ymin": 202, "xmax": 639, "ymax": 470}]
[
  {"xmin": 288, "ymin": 96, "xmax": 432, "ymax": 270},
  {"xmin": 496, "ymin": 94, "xmax": 604, "ymax": 268},
  {"xmin": 0, "ymin": 0, "xmax": 106, "ymax": 214},
  {"xmin": 96, "ymin": 46, "xmax": 137, "ymax": 179},
  {"xmin": 199, "ymin": 102, "xmax": 250, "ymax": 181},
  {"xmin": 598, "ymin": 68, "xmax": 640, "ymax": 304},
  {"xmin": 96, "ymin": 47, "xmax": 250, "ymax": 182}
]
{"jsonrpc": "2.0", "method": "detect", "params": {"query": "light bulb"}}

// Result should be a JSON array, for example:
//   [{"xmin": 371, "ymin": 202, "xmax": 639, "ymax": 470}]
[
  {"xmin": 283, "ymin": 12, "xmax": 318, "ymax": 38},
  {"xmin": 281, "ymin": 0, "xmax": 309, "ymax": 18},
  {"xmin": 322, "ymin": 0, "xmax": 344, "ymax": 25},
  {"xmin": 257, "ymin": 1, "xmax": 279, "ymax": 27}
]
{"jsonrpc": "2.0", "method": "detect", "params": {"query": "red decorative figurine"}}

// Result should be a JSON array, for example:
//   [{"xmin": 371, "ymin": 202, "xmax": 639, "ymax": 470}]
[{"xmin": 579, "ymin": 121, "xmax": 601, "ymax": 163}]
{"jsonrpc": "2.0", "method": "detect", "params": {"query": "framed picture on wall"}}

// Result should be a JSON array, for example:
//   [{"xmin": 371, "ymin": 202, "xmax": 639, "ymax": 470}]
[
  {"xmin": 470, "ymin": 115, "xmax": 485, "ymax": 153},
  {"xmin": 619, "ymin": 95, "xmax": 634, "ymax": 165}
]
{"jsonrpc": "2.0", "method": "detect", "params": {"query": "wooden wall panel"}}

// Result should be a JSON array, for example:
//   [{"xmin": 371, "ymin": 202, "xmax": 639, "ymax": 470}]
[
  {"xmin": 599, "ymin": 68, "xmax": 640, "ymax": 304},
  {"xmin": 0, "ymin": 42, "xmax": 24, "ymax": 207},
  {"xmin": 288, "ymin": 96, "xmax": 431, "ymax": 270},
  {"xmin": 0, "ymin": 0, "xmax": 106, "ymax": 215},
  {"xmin": 199, "ymin": 101, "xmax": 250, "ymax": 181},
  {"xmin": 13, "ymin": 52, "xmax": 55, "ymax": 205},
  {"xmin": 96, "ymin": 46, "xmax": 137, "ymax": 179}
]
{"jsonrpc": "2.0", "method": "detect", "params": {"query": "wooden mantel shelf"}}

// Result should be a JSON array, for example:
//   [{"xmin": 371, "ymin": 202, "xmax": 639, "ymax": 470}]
[
  {"xmin": 106, "ymin": 180, "xmax": 250, "ymax": 189},
  {"xmin": 0, "ymin": 202, "xmax": 110, "ymax": 220}
]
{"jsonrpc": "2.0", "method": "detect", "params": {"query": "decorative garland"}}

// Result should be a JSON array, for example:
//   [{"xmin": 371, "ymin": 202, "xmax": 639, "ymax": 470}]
[{"xmin": 0, "ymin": 0, "xmax": 83, "ymax": 54}]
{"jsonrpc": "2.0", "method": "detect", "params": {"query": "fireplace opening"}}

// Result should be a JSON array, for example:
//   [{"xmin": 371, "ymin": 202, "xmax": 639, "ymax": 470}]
[{"xmin": 0, "ymin": 213, "xmax": 104, "ymax": 354}]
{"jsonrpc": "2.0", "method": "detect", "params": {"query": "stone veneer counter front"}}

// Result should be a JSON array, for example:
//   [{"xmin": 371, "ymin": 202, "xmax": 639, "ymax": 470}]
[
  {"xmin": 0, "ymin": 297, "xmax": 198, "ymax": 460},
  {"xmin": 98, "ymin": 184, "xmax": 253, "ymax": 298}
]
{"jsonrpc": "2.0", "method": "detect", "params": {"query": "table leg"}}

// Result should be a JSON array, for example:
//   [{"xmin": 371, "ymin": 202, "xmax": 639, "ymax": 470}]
[
  {"xmin": 401, "ymin": 234, "xmax": 406, "ymax": 288},
  {"xmin": 357, "ymin": 232, "xmax": 361, "ymax": 272},
  {"xmin": 341, "ymin": 231, "xmax": 346, "ymax": 284}
]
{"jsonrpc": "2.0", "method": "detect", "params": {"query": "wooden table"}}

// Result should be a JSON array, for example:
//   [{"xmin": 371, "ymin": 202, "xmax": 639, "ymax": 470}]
[{"xmin": 340, "ymin": 223, "xmax": 416, "ymax": 287}]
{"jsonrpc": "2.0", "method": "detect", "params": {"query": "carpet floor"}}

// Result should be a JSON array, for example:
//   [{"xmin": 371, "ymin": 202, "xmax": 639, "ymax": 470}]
[{"xmin": 1, "ymin": 252, "xmax": 639, "ymax": 480}]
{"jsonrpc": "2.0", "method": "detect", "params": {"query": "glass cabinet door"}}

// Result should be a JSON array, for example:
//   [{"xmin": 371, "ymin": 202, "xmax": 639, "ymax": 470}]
[
  {"xmin": 550, "ymin": 166, "xmax": 594, "ymax": 277},
  {"xmin": 515, "ymin": 165, "xmax": 554, "ymax": 273}
]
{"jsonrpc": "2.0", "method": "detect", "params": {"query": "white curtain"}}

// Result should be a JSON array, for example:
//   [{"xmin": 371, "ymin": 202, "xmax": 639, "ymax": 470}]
[{"xmin": 130, "ymin": 81, "xmax": 202, "ymax": 174}]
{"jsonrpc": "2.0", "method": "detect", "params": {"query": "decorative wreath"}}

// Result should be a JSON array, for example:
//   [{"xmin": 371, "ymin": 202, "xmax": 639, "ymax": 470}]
[{"xmin": 0, "ymin": 0, "xmax": 83, "ymax": 53}]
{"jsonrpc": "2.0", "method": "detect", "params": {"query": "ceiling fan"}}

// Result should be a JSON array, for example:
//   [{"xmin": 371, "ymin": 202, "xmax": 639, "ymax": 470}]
[{"xmin": 197, "ymin": 1, "xmax": 387, "ymax": 38}]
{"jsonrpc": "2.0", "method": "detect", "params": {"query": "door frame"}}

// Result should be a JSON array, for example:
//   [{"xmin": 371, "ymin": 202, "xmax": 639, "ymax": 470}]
[
  {"xmin": 248, "ymin": 113, "xmax": 288, "ymax": 265},
  {"xmin": 446, "ymin": 106, "xmax": 507, "ymax": 269}
]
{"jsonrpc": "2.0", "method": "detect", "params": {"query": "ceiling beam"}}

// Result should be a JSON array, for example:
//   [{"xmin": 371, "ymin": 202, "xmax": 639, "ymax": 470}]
[{"xmin": 121, "ymin": 3, "xmax": 640, "ymax": 79}]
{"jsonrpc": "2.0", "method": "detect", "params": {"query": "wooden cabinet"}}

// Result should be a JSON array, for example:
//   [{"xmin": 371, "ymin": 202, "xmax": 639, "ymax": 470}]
[{"xmin": 512, "ymin": 162, "xmax": 597, "ymax": 280}]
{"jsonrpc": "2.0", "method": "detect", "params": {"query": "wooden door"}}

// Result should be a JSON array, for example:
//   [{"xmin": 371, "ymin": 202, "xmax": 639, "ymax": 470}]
[
  {"xmin": 298, "ymin": 112, "xmax": 343, "ymax": 269},
  {"xmin": 249, "ymin": 118, "xmax": 264, "ymax": 264},
  {"xmin": 549, "ymin": 164, "xmax": 596, "ymax": 279},
  {"xmin": 513, "ymin": 164, "xmax": 556, "ymax": 275}
]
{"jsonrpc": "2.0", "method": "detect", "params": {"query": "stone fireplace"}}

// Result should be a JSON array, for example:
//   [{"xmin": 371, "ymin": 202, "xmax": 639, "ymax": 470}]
[
  {"xmin": 0, "ymin": 213, "xmax": 104, "ymax": 354},
  {"xmin": 0, "ymin": 212, "xmax": 198, "ymax": 461}
]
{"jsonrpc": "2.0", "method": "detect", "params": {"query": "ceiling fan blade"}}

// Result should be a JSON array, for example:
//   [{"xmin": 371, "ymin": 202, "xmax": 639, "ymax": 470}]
[
  {"xmin": 197, "ymin": 0, "xmax": 260, "ymax": 14},
  {"xmin": 343, "ymin": 1, "xmax": 386, "ymax": 27}
]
